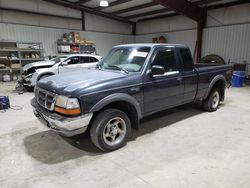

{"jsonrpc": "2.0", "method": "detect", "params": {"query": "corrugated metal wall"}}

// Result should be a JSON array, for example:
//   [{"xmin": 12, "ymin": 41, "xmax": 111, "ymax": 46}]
[
  {"xmin": 202, "ymin": 23, "xmax": 250, "ymax": 64},
  {"xmin": 136, "ymin": 23, "xmax": 250, "ymax": 65},
  {"xmin": 136, "ymin": 29, "xmax": 197, "ymax": 56},
  {"xmin": 0, "ymin": 23, "xmax": 71, "ymax": 56},
  {"xmin": 1, "ymin": 22, "xmax": 250, "ymax": 64},
  {"xmin": 0, "ymin": 23, "xmax": 134, "ymax": 56}
]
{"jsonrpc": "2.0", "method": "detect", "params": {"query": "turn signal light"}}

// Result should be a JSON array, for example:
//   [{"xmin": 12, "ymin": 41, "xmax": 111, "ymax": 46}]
[{"xmin": 54, "ymin": 106, "xmax": 81, "ymax": 116}]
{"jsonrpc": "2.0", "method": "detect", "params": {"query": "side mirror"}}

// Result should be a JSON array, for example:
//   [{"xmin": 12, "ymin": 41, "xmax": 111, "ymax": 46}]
[
  {"xmin": 61, "ymin": 60, "xmax": 69, "ymax": 66},
  {"xmin": 151, "ymin": 65, "xmax": 165, "ymax": 76}
]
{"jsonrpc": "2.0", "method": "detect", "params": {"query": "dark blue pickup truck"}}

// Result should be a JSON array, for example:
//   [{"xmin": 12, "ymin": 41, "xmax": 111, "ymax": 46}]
[{"xmin": 31, "ymin": 44, "xmax": 232, "ymax": 151}]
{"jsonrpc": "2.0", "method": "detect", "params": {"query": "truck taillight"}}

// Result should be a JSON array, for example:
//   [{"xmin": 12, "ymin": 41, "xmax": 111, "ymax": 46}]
[{"xmin": 226, "ymin": 69, "xmax": 233, "ymax": 77}]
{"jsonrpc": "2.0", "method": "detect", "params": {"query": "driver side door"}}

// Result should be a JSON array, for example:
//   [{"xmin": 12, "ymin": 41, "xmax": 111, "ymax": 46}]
[{"xmin": 143, "ymin": 47, "xmax": 184, "ymax": 114}]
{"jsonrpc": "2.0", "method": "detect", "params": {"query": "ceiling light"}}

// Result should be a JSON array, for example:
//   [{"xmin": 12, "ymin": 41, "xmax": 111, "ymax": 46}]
[{"xmin": 100, "ymin": 0, "xmax": 109, "ymax": 7}]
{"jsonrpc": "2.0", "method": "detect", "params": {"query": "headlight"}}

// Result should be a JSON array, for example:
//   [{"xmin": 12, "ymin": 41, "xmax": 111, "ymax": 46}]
[{"xmin": 54, "ymin": 96, "xmax": 81, "ymax": 115}]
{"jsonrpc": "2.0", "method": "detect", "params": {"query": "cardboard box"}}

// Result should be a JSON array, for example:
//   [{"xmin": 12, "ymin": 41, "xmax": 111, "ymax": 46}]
[
  {"xmin": 71, "ymin": 32, "xmax": 81, "ymax": 43},
  {"xmin": 11, "ymin": 63, "xmax": 21, "ymax": 69},
  {"xmin": 58, "ymin": 45, "xmax": 70, "ymax": 52}
]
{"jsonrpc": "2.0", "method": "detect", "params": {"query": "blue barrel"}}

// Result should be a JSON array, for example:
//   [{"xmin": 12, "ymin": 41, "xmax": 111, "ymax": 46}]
[{"xmin": 232, "ymin": 71, "xmax": 245, "ymax": 87}]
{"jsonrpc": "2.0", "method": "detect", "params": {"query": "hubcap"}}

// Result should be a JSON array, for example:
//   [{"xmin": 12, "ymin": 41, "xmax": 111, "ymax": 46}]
[
  {"xmin": 212, "ymin": 91, "xmax": 220, "ymax": 109},
  {"xmin": 103, "ymin": 117, "xmax": 126, "ymax": 146}
]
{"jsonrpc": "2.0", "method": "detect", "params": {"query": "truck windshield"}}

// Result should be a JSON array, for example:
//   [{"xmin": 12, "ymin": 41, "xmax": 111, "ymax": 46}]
[{"xmin": 100, "ymin": 47, "xmax": 151, "ymax": 73}]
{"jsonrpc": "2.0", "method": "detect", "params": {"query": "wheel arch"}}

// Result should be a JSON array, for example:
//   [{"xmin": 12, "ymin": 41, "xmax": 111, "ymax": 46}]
[
  {"xmin": 204, "ymin": 75, "xmax": 226, "ymax": 101},
  {"xmin": 89, "ymin": 93, "xmax": 142, "ymax": 130}
]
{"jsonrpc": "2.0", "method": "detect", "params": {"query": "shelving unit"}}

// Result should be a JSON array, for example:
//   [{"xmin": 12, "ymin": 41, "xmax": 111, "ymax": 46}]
[
  {"xmin": 57, "ymin": 32, "xmax": 97, "ymax": 55},
  {"xmin": 57, "ymin": 43, "xmax": 97, "ymax": 54},
  {"xmin": 0, "ymin": 41, "xmax": 44, "ymax": 80}
]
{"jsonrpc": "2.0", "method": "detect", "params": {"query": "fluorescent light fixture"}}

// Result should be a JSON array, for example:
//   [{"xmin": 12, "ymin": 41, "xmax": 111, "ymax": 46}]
[{"xmin": 100, "ymin": 0, "xmax": 109, "ymax": 7}]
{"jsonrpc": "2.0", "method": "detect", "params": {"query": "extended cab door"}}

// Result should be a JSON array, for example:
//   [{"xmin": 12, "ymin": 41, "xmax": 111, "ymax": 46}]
[
  {"xmin": 179, "ymin": 48, "xmax": 198, "ymax": 103},
  {"xmin": 143, "ymin": 47, "xmax": 184, "ymax": 114}
]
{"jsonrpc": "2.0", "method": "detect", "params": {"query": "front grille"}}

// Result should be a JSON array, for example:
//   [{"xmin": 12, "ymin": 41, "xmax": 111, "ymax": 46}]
[{"xmin": 35, "ymin": 87, "xmax": 56, "ymax": 111}]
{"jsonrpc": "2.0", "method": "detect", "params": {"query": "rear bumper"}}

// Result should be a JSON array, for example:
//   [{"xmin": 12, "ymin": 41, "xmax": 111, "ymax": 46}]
[{"xmin": 31, "ymin": 98, "xmax": 93, "ymax": 137}]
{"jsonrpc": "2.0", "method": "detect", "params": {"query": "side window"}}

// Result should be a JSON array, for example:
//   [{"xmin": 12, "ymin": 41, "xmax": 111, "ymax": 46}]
[
  {"xmin": 67, "ymin": 57, "xmax": 80, "ymax": 65},
  {"xmin": 180, "ymin": 48, "xmax": 193, "ymax": 71},
  {"xmin": 152, "ymin": 50, "xmax": 177, "ymax": 72},
  {"xmin": 89, "ymin": 57, "xmax": 98, "ymax": 62},
  {"xmin": 80, "ymin": 56, "xmax": 90, "ymax": 63}
]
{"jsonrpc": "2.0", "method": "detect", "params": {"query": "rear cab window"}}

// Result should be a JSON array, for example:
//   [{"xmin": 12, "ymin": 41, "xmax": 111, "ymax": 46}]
[{"xmin": 179, "ymin": 48, "xmax": 194, "ymax": 71}]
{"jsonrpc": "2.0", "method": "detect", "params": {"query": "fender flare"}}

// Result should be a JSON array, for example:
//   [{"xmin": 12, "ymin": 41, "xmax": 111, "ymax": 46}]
[
  {"xmin": 204, "ymin": 75, "xmax": 226, "ymax": 99},
  {"xmin": 89, "ymin": 93, "xmax": 142, "ymax": 119}
]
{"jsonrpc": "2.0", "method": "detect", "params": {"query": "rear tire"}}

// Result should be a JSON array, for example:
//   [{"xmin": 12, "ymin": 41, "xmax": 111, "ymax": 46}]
[
  {"xmin": 203, "ymin": 87, "xmax": 221, "ymax": 112},
  {"xmin": 90, "ymin": 109, "xmax": 131, "ymax": 152}
]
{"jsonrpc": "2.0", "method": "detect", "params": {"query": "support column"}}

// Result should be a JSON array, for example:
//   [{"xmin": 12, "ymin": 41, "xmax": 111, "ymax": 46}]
[
  {"xmin": 196, "ymin": 8, "xmax": 207, "ymax": 63},
  {"xmin": 196, "ymin": 22, "xmax": 203, "ymax": 63},
  {"xmin": 81, "ymin": 11, "xmax": 85, "ymax": 31},
  {"xmin": 132, "ymin": 22, "xmax": 136, "ymax": 35}
]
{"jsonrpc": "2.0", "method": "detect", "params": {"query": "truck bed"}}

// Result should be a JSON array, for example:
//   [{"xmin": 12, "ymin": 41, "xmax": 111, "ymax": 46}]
[{"xmin": 194, "ymin": 63, "xmax": 233, "ymax": 100}]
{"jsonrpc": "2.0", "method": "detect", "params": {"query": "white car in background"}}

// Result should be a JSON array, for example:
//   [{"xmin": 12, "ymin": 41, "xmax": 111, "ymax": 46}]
[
  {"xmin": 30, "ymin": 54, "xmax": 102, "ymax": 87},
  {"xmin": 22, "ymin": 55, "xmax": 68, "ymax": 73}
]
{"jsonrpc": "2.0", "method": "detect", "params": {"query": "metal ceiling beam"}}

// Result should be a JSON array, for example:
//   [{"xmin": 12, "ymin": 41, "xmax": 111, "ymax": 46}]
[
  {"xmin": 95, "ymin": 0, "xmax": 133, "ymax": 10},
  {"xmin": 152, "ymin": 0, "xmax": 204, "ymax": 22},
  {"xmin": 207, "ymin": 0, "xmax": 250, "ymax": 10},
  {"xmin": 0, "ymin": 7, "xmax": 82, "ymax": 20},
  {"xmin": 43, "ymin": 0, "xmax": 133, "ymax": 24},
  {"xmin": 123, "ymin": 0, "xmax": 219, "ymax": 20},
  {"xmin": 138, "ymin": 13, "xmax": 178, "ymax": 22},
  {"xmin": 125, "ymin": 8, "xmax": 171, "ymax": 20},
  {"xmin": 112, "ymin": 2, "xmax": 157, "ymax": 15},
  {"xmin": 75, "ymin": 0, "xmax": 91, "ymax": 5},
  {"xmin": 137, "ymin": 0, "xmax": 247, "ymax": 22},
  {"xmin": 195, "ymin": 0, "xmax": 223, "ymax": 6},
  {"xmin": 113, "ymin": 0, "xmax": 220, "ymax": 16}
]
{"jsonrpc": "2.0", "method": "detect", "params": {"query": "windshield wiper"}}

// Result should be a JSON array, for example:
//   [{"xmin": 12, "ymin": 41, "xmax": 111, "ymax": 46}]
[{"xmin": 107, "ymin": 65, "xmax": 129, "ymax": 74}]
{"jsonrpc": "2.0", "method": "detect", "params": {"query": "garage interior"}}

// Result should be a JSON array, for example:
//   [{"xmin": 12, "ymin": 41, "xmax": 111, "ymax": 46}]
[{"xmin": 0, "ymin": 0, "xmax": 250, "ymax": 187}]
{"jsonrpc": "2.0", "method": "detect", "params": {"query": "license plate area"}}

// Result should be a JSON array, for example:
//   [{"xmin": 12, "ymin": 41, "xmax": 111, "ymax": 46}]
[{"xmin": 34, "ymin": 109, "xmax": 51, "ymax": 128}]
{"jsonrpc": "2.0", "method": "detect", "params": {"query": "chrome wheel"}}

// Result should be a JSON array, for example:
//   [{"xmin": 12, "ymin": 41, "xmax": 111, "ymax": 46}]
[
  {"xmin": 103, "ymin": 117, "xmax": 127, "ymax": 146},
  {"xmin": 212, "ymin": 91, "xmax": 220, "ymax": 109}
]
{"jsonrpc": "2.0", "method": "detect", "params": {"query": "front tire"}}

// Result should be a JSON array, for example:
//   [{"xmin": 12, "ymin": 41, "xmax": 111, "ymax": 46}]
[
  {"xmin": 203, "ymin": 87, "xmax": 221, "ymax": 112},
  {"xmin": 90, "ymin": 109, "xmax": 131, "ymax": 152}
]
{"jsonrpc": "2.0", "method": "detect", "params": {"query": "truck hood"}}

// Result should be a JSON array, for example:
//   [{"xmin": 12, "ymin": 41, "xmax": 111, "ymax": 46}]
[
  {"xmin": 37, "ymin": 69, "xmax": 128, "ymax": 96},
  {"xmin": 23, "ymin": 60, "xmax": 55, "ymax": 71}
]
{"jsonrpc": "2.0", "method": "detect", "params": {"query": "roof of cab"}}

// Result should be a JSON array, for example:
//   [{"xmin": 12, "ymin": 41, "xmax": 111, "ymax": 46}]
[{"xmin": 115, "ymin": 43, "xmax": 188, "ymax": 48}]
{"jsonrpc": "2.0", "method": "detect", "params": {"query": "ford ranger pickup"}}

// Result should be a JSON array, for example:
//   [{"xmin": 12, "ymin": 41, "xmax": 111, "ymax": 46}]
[{"xmin": 31, "ymin": 44, "xmax": 232, "ymax": 151}]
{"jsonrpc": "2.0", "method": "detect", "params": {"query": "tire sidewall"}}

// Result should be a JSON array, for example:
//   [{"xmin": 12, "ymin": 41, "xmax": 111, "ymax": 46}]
[
  {"xmin": 91, "ymin": 109, "xmax": 131, "ymax": 151},
  {"xmin": 208, "ymin": 88, "xmax": 220, "ymax": 111}
]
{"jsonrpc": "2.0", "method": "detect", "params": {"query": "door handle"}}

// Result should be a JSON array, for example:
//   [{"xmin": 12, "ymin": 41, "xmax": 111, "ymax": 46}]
[{"xmin": 177, "ymin": 77, "xmax": 182, "ymax": 81}]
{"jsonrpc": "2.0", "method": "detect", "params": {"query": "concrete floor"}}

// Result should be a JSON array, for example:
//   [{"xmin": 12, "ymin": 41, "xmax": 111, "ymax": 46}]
[{"xmin": 1, "ymin": 82, "xmax": 250, "ymax": 188}]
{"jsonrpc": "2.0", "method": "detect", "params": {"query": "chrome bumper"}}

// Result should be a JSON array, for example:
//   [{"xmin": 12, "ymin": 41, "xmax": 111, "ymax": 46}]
[{"xmin": 31, "ymin": 98, "xmax": 93, "ymax": 137}]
